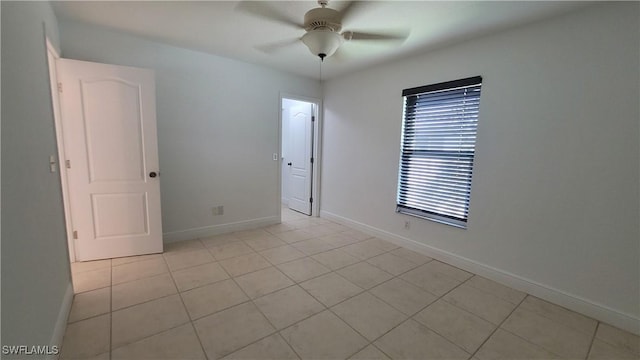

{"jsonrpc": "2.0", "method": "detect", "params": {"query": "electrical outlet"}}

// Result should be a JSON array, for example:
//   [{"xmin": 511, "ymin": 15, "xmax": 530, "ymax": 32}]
[
  {"xmin": 212, "ymin": 205, "xmax": 224, "ymax": 216},
  {"xmin": 49, "ymin": 155, "xmax": 57, "ymax": 173},
  {"xmin": 404, "ymin": 220, "xmax": 410, "ymax": 230}
]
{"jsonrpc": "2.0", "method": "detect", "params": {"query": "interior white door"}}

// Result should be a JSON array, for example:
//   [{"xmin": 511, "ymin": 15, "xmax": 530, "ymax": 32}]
[
  {"xmin": 57, "ymin": 58, "xmax": 163, "ymax": 261},
  {"xmin": 287, "ymin": 102, "xmax": 314, "ymax": 215}
]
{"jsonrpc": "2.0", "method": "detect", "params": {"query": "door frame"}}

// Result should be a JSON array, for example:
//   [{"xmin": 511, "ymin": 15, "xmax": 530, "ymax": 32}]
[
  {"xmin": 46, "ymin": 38, "xmax": 77, "ymax": 262},
  {"xmin": 278, "ymin": 93, "xmax": 322, "ymax": 218}
]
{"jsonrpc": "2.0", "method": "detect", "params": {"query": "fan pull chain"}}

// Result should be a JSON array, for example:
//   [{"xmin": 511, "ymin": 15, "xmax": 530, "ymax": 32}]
[{"xmin": 319, "ymin": 57, "xmax": 322, "ymax": 82}]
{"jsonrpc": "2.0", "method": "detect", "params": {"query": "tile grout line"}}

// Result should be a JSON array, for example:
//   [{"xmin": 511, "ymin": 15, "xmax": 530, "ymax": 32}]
[
  {"xmin": 173, "ymin": 255, "xmax": 364, "ymax": 321},
  {"xmin": 298, "ymin": 269, "xmax": 363, "ymax": 308},
  {"xmin": 109, "ymin": 256, "xmax": 188, "ymax": 354},
  {"xmin": 65, "ymin": 287, "xmax": 111, "ymax": 316},
  {"xmin": 279, "ymin": 264, "xmax": 374, "ymax": 359},
  {"xmin": 109, "ymin": 317, "xmax": 196, "ymax": 355},
  {"xmin": 293, "ymin": 252, "xmax": 457, "ymax": 359},
  {"xmin": 492, "ymin": 318, "xmax": 568, "ymax": 359},
  {"xmin": 198, "ymin": 249, "xmax": 254, "ymax": 359},
  {"xmin": 163, "ymin": 243, "xmax": 211, "ymax": 359},
  {"xmin": 228, "ymin": 280, "xmax": 313, "ymax": 358},
  {"xmin": 468, "ymin": 294, "xmax": 553, "ymax": 360},
  {"xmin": 72, "ymin": 216, "xmax": 617, "ymax": 360},
  {"xmin": 186, "ymin": 298, "xmax": 255, "ymax": 323},
  {"xmin": 109, "ymin": 261, "xmax": 113, "ymax": 360},
  {"xmin": 162, "ymin": 252, "xmax": 216, "ymax": 273},
  {"xmin": 212, "ymin": 237, "xmax": 377, "ymax": 359},
  {"xmin": 215, "ymin": 253, "xmax": 285, "ymax": 358},
  {"xmin": 216, "ymin": 279, "xmax": 316, "ymax": 360},
  {"xmin": 75, "ymin": 258, "xmax": 278, "ymax": 359},
  {"xmin": 188, "ymin": 321, "xmax": 210, "ymax": 360},
  {"xmin": 63, "ymin": 218, "xmax": 363, "ymax": 358},
  {"xmin": 228, "ymin": 232, "xmax": 381, "ymax": 283},
  {"xmin": 275, "ymin": 332, "xmax": 304, "ymax": 360},
  {"xmin": 110, "ymin": 273, "xmax": 177, "ymax": 312},
  {"xmin": 367, "ymin": 262, "xmax": 477, "ymax": 357},
  {"xmin": 497, "ymin": 305, "xmax": 598, "ymax": 359},
  {"xmin": 585, "ymin": 321, "xmax": 600, "ymax": 360},
  {"xmin": 364, "ymin": 274, "xmax": 438, "ymax": 317},
  {"xmin": 466, "ymin": 291, "xmax": 528, "ymax": 359},
  {"xmin": 110, "ymin": 257, "xmax": 169, "ymax": 287},
  {"xmin": 408, "ymin": 276, "xmax": 485, "ymax": 355},
  {"xmin": 513, "ymin": 295, "xmax": 601, "ymax": 336},
  {"xmin": 369, "ymin": 272, "xmax": 476, "ymax": 360},
  {"xmin": 267, "ymin": 237, "xmax": 427, "ymax": 354},
  {"xmin": 90, "ymin": 222, "xmax": 350, "ymax": 352},
  {"xmin": 318, "ymin": 217, "xmax": 610, "ymax": 358},
  {"xmin": 70, "ymin": 227, "xmax": 421, "ymax": 335},
  {"xmin": 111, "ymin": 254, "xmax": 164, "ymax": 269}
]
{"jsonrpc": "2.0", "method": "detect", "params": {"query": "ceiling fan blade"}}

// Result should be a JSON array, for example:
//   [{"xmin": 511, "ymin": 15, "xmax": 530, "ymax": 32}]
[
  {"xmin": 255, "ymin": 38, "xmax": 301, "ymax": 54},
  {"xmin": 235, "ymin": 1, "xmax": 304, "ymax": 30},
  {"xmin": 336, "ymin": 1, "xmax": 369, "ymax": 25},
  {"xmin": 344, "ymin": 29, "xmax": 410, "ymax": 42}
]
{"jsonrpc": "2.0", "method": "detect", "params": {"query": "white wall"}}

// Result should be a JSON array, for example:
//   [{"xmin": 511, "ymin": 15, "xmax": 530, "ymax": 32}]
[
  {"xmin": 58, "ymin": 21, "xmax": 321, "ymax": 241},
  {"xmin": 1, "ymin": 1, "xmax": 73, "ymax": 352},
  {"xmin": 321, "ymin": 2, "xmax": 639, "ymax": 332}
]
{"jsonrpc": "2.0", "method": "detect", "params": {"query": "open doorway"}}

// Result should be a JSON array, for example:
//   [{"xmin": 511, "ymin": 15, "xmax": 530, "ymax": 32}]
[{"xmin": 280, "ymin": 95, "xmax": 321, "ymax": 217}]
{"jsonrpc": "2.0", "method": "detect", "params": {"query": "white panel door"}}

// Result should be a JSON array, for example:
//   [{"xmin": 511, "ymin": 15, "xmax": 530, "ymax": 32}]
[
  {"xmin": 287, "ymin": 103, "xmax": 314, "ymax": 215},
  {"xmin": 57, "ymin": 58, "xmax": 163, "ymax": 261}
]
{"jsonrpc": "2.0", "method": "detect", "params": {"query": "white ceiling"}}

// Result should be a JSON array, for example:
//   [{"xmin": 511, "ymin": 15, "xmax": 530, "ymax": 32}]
[{"xmin": 52, "ymin": 1, "xmax": 589, "ymax": 80}]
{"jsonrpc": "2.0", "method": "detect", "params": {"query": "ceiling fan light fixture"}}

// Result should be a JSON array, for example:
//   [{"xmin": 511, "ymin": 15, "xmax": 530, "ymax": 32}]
[{"xmin": 301, "ymin": 29, "xmax": 343, "ymax": 60}]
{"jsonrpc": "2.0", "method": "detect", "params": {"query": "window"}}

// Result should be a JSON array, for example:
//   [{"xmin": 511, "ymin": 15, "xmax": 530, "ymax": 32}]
[{"xmin": 397, "ymin": 76, "xmax": 482, "ymax": 228}]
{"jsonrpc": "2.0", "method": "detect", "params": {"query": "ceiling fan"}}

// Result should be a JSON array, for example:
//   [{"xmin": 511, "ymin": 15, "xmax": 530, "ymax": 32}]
[{"xmin": 237, "ymin": 0, "xmax": 409, "ymax": 61}]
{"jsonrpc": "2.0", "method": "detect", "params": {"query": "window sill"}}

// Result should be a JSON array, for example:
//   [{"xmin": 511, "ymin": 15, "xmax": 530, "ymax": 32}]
[{"xmin": 396, "ymin": 207, "xmax": 467, "ymax": 229}]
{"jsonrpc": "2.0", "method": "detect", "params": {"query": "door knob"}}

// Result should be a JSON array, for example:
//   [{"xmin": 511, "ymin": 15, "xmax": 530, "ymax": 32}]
[
  {"xmin": 287, "ymin": 162, "xmax": 292, "ymax": 166},
  {"xmin": 149, "ymin": 171, "xmax": 158, "ymax": 178}
]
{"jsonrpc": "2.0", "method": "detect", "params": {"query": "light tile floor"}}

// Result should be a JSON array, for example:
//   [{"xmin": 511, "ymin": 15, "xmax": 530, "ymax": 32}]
[{"xmin": 62, "ymin": 209, "xmax": 639, "ymax": 359}]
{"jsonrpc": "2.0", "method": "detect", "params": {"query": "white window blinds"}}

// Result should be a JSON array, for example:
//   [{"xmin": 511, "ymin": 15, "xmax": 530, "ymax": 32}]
[{"xmin": 397, "ymin": 76, "xmax": 482, "ymax": 228}]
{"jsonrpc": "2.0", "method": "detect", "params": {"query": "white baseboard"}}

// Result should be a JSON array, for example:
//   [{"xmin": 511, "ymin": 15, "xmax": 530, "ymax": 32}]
[
  {"xmin": 321, "ymin": 210, "xmax": 640, "ymax": 335},
  {"xmin": 163, "ymin": 216, "xmax": 280, "ymax": 243},
  {"xmin": 49, "ymin": 281, "xmax": 73, "ymax": 359}
]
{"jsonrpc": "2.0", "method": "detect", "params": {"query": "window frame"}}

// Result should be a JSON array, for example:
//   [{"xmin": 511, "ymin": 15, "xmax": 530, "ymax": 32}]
[{"xmin": 396, "ymin": 76, "xmax": 483, "ymax": 229}]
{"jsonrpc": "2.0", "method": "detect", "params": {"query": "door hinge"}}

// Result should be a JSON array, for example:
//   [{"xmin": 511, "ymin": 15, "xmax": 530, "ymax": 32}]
[
  {"xmin": 57, "ymin": 82, "xmax": 63, "ymax": 93},
  {"xmin": 311, "ymin": 116, "xmax": 315, "ymax": 122},
  {"xmin": 310, "ymin": 157, "xmax": 314, "ymax": 164},
  {"xmin": 65, "ymin": 160, "xmax": 71, "ymax": 169},
  {"xmin": 310, "ymin": 197, "xmax": 313, "ymax": 203},
  {"xmin": 73, "ymin": 230, "xmax": 78, "ymax": 239}
]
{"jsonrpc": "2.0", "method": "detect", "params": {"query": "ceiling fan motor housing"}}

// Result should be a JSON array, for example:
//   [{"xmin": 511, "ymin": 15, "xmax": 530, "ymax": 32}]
[
  {"xmin": 302, "ymin": 6, "xmax": 344, "ymax": 59},
  {"xmin": 304, "ymin": 7, "xmax": 342, "ymax": 32}
]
